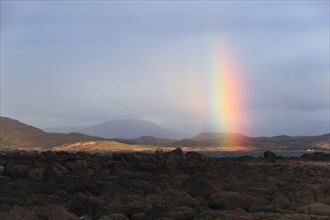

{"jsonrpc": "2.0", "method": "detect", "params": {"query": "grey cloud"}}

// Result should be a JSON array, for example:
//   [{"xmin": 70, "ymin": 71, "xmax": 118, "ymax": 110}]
[{"xmin": 1, "ymin": 1, "xmax": 329, "ymax": 136}]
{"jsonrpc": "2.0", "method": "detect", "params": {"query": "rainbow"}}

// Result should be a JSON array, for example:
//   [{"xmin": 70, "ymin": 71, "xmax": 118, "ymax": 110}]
[{"xmin": 201, "ymin": 38, "xmax": 245, "ymax": 137}]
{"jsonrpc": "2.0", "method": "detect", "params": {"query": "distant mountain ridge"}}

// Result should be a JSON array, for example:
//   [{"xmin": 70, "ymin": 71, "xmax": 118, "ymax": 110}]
[
  {"xmin": 172, "ymin": 132, "xmax": 329, "ymax": 150},
  {"xmin": 1, "ymin": 116, "xmax": 329, "ymax": 151},
  {"xmin": 0, "ymin": 117, "xmax": 102, "ymax": 148},
  {"xmin": 45, "ymin": 118, "xmax": 177, "ymax": 139}
]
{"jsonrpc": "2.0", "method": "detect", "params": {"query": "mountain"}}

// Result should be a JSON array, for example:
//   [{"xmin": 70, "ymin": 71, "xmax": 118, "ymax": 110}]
[
  {"xmin": 0, "ymin": 117, "xmax": 103, "ymax": 148},
  {"xmin": 2, "ymin": 116, "xmax": 328, "ymax": 151},
  {"xmin": 46, "ymin": 118, "xmax": 177, "ymax": 139},
  {"xmin": 172, "ymin": 132, "xmax": 330, "ymax": 150}
]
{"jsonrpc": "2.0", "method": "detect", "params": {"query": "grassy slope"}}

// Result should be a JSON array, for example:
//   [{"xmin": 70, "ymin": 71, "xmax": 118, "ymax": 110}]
[
  {"xmin": 51, "ymin": 140, "xmax": 159, "ymax": 152},
  {"xmin": 0, "ymin": 117, "xmax": 103, "ymax": 149}
]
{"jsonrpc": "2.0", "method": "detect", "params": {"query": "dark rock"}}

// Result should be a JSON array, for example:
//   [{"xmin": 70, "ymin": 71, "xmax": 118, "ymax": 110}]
[
  {"xmin": 64, "ymin": 197, "xmax": 84, "ymax": 216},
  {"xmin": 182, "ymin": 175, "xmax": 222, "ymax": 198},
  {"xmin": 53, "ymin": 189, "xmax": 69, "ymax": 199},
  {"xmin": 95, "ymin": 195, "xmax": 151, "ymax": 218},
  {"xmin": 272, "ymin": 195, "xmax": 291, "ymax": 209},
  {"xmin": 0, "ymin": 205, "xmax": 40, "ymax": 220},
  {"xmin": 4, "ymin": 163, "xmax": 29, "ymax": 179},
  {"xmin": 79, "ymin": 215, "xmax": 93, "ymax": 220},
  {"xmin": 82, "ymin": 197, "xmax": 97, "ymax": 217},
  {"xmin": 297, "ymin": 202, "xmax": 330, "ymax": 216},
  {"xmin": 1, "ymin": 150, "xmax": 330, "ymax": 220},
  {"xmin": 131, "ymin": 213, "xmax": 150, "ymax": 220},
  {"xmin": 63, "ymin": 160, "xmax": 88, "ymax": 172},
  {"xmin": 186, "ymin": 151, "xmax": 210, "ymax": 161},
  {"xmin": 162, "ymin": 189, "xmax": 200, "ymax": 209},
  {"xmin": 164, "ymin": 148, "xmax": 185, "ymax": 161},
  {"xmin": 43, "ymin": 162, "xmax": 69, "ymax": 182},
  {"xmin": 173, "ymin": 206, "xmax": 195, "ymax": 219},
  {"xmin": 264, "ymin": 151, "xmax": 277, "ymax": 158},
  {"xmin": 107, "ymin": 213, "xmax": 129, "ymax": 220},
  {"xmin": 224, "ymin": 207, "xmax": 254, "ymax": 220},
  {"xmin": 26, "ymin": 194, "xmax": 63, "ymax": 206},
  {"xmin": 0, "ymin": 196, "xmax": 26, "ymax": 206},
  {"xmin": 0, "ymin": 175, "xmax": 12, "ymax": 185},
  {"xmin": 208, "ymin": 191, "xmax": 270, "ymax": 210},
  {"xmin": 248, "ymin": 205, "xmax": 277, "ymax": 213},
  {"xmin": 301, "ymin": 152, "xmax": 330, "ymax": 161},
  {"xmin": 99, "ymin": 215, "xmax": 113, "ymax": 220},
  {"xmin": 198, "ymin": 210, "xmax": 223, "ymax": 219},
  {"xmin": 28, "ymin": 167, "xmax": 44, "ymax": 181},
  {"xmin": 33, "ymin": 204, "xmax": 80, "ymax": 220},
  {"xmin": 156, "ymin": 211, "xmax": 186, "ymax": 220}
]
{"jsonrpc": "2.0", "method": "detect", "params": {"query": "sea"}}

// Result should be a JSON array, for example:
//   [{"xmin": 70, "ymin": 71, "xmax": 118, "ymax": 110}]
[
  {"xmin": 105, "ymin": 150, "xmax": 330, "ymax": 158},
  {"xmin": 198, "ymin": 150, "xmax": 330, "ymax": 158}
]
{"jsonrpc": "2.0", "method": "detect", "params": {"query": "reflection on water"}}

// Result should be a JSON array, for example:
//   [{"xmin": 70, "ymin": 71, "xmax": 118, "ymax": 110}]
[
  {"xmin": 199, "ymin": 150, "xmax": 330, "ymax": 158},
  {"xmin": 99, "ymin": 150, "xmax": 330, "ymax": 158}
]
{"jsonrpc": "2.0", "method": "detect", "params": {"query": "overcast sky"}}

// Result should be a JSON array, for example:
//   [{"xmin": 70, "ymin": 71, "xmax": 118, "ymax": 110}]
[{"xmin": 1, "ymin": 1, "xmax": 329, "ymax": 137}]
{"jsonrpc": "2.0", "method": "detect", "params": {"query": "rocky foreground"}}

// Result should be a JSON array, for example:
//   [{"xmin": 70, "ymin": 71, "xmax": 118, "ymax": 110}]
[{"xmin": 0, "ymin": 149, "xmax": 329, "ymax": 220}]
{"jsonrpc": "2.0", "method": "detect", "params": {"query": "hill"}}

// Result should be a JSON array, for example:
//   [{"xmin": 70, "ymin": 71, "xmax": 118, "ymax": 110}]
[
  {"xmin": 0, "ymin": 117, "xmax": 103, "ymax": 149},
  {"xmin": 172, "ymin": 132, "xmax": 330, "ymax": 151},
  {"xmin": 45, "ymin": 118, "xmax": 177, "ymax": 139},
  {"xmin": 1, "ymin": 116, "xmax": 328, "ymax": 151}
]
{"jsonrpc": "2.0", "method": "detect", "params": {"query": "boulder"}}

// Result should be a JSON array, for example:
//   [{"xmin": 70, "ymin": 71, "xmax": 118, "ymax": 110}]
[
  {"xmin": 99, "ymin": 216, "xmax": 113, "ymax": 220},
  {"xmin": 79, "ymin": 215, "xmax": 93, "ymax": 220},
  {"xmin": 186, "ymin": 151, "xmax": 210, "ymax": 161},
  {"xmin": 0, "ymin": 196, "xmax": 26, "ymax": 206},
  {"xmin": 162, "ymin": 189, "xmax": 200, "ymax": 209},
  {"xmin": 4, "ymin": 163, "xmax": 29, "ymax": 179},
  {"xmin": 107, "ymin": 213, "xmax": 129, "ymax": 220},
  {"xmin": 267, "ymin": 176, "xmax": 285, "ymax": 187},
  {"xmin": 182, "ymin": 175, "xmax": 222, "ymax": 198},
  {"xmin": 198, "ymin": 210, "xmax": 223, "ymax": 219},
  {"xmin": 131, "ymin": 213, "xmax": 150, "ymax": 220},
  {"xmin": 26, "ymin": 194, "xmax": 63, "ymax": 206},
  {"xmin": 225, "ymin": 207, "xmax": 254, "ymax": 220},
  {"xmin": 208, "ymin": 191, "xmax": 270, "ymax": 210},
  {"xmin": 173, "ymin": 206, "xmax": 195, "ymax": 219},
  {"xmin": 82, "ymin": 197, "xmax": 98, "ymax": 217},
  {"xmin": 297, "ymin": 202, "xmax": 330, "ymax": 216},
  {"xmin": 278, "ymin": 213, "xmax": 311, "ymax": 220},
  {"xmin": 146, "ymin": 193, "xmax": 167, "ymax": 211},
  {"xmin": 95, "ymin": 195, "xmax": 151, "ymax": 218},
  {"xmin": 27, "ymin": 167, "xmax": 44, "ymax": 181},
  {"xmin": 43, "ymin": 163, "xmax": 69, "ymax": 182},
  {"xmin": 30, "ymin": 204, "xmax": 80, "ymax": 220},
  {"xmin": 272, "ymin": 196, "xmax": 291, "ymax": 209},
  {"xmin": 164, "ymin": 148, "xmax": 185, "ymax": 161},
  {"xmin": 156, "ymin": 211, "xmax": 186, "ymax": 220},
  {"xmin": 62, "ymin": 160, "xmax": 88, "ymax": 172},
  {"xmin": 301, "ymin": 152, "xmax": 329, "ymax": 160},
  {"xmin": 0, "ymin": 205, "xmax": 40, "ymax": 220},
  {"xmin": 53, "ymin": 189, "xmax": 69, "ymax": 199},
  {"xmin": 263, "ymin": 151, "xmax": 277, "ymax": 158}
]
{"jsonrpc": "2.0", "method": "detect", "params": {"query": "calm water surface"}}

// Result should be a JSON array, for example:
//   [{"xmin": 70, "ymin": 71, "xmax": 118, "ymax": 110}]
[
  {"xmin": 199, "ymin": 150, "xmax": 330, "ymax": 158},
  {"xmin": 103, "ymin": 150, "xmax": 330, "ymax": 158}
]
